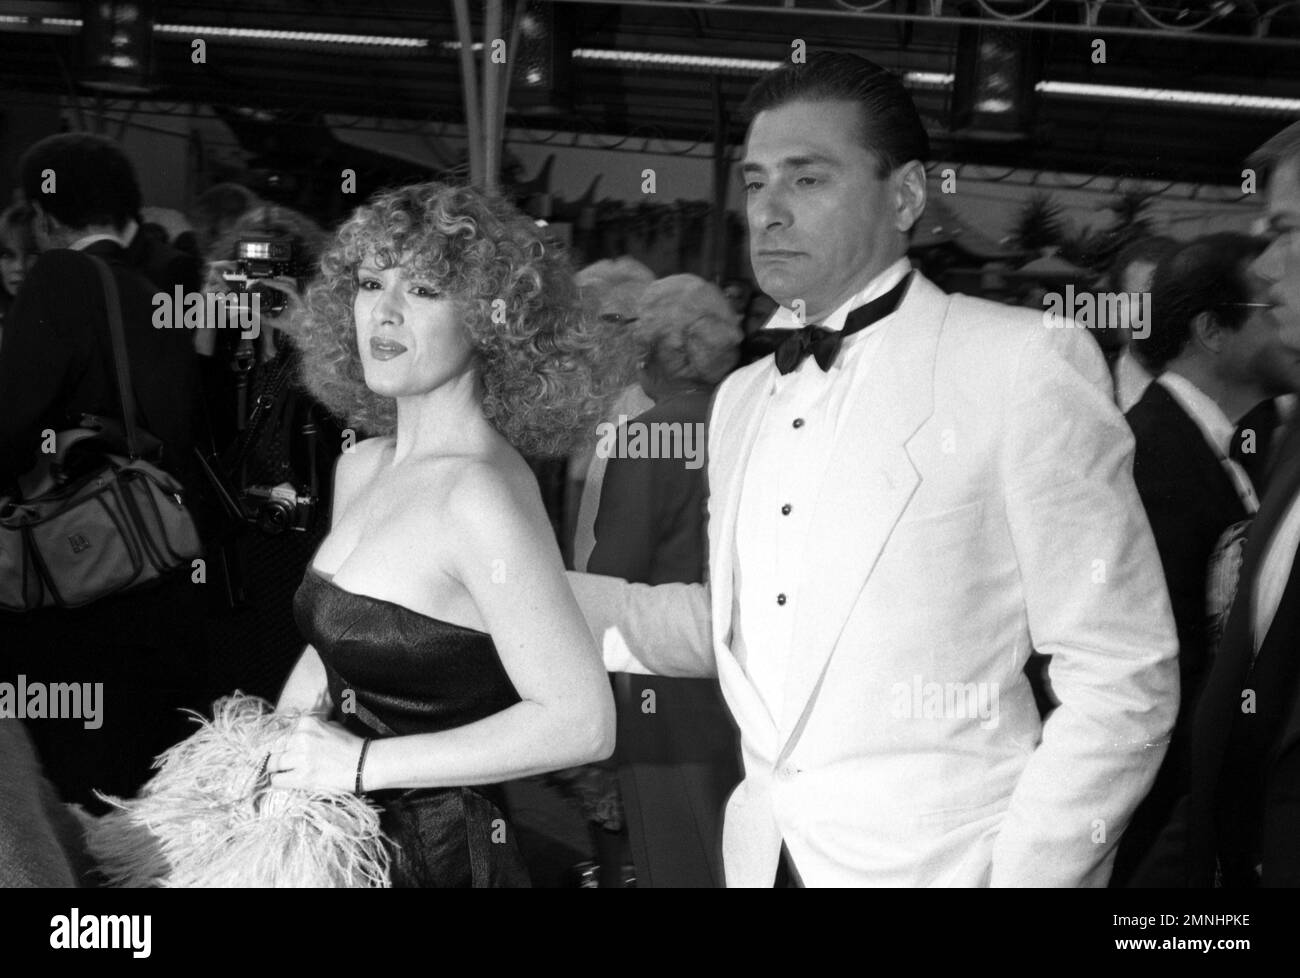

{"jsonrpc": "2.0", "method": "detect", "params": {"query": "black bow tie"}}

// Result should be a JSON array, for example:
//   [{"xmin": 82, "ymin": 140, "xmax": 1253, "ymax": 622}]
[{"xmin": 747, "ymin": 273, "xmax": 913, "ymax": 375}]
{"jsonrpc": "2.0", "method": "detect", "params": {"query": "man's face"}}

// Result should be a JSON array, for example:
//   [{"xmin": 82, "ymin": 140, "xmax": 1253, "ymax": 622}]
[
  {"xmin": 1252, "ymin": 157, "xmax": 1300, "ymax": 340},
  {"xmin": 742, "ymin": 99, "xmax": 912, "ymax": 321},
  {"xmin": 1222, "ymin": 269, "xmax": 1300, "ymax": 396}
]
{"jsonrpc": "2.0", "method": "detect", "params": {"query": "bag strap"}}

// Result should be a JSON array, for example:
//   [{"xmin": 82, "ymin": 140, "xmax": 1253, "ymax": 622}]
[{"xmin": 85, "ymin": 253, "xmax": 143, "ymax": 459}]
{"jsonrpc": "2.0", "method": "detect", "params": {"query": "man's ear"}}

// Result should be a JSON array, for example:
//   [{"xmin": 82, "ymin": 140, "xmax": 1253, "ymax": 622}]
[
  {"xmin": 892, "ymin": 160, "xmax": 927, "ymax": 234},
  {"xmin": 1190, "ymin": 310, "xmax": 1226, "ymax": 354},
  {"xmin": 32, "ymin": 202, "xmax": 59, "ymax": 240}
]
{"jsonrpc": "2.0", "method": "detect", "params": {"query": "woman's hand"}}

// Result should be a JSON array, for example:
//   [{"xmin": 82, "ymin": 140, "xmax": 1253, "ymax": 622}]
[{"xmin": 267, "ymin": 715, "xmax": 367, "ymax": 794}]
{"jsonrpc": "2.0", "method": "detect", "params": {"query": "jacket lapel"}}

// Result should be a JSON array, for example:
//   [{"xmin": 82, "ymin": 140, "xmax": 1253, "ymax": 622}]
[
  {"xmin": 708, "ymin": 364, "xmax": 777, "ymax": 692},
  {"xmin": 777, "ymin": 276, "xmax": 949, "ymax": 754}
]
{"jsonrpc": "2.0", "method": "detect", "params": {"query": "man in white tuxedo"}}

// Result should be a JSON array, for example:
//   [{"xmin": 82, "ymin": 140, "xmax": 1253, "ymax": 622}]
[{"xmin": 569, "ymin": 52, "xmax": 1178, "ymax": 887}]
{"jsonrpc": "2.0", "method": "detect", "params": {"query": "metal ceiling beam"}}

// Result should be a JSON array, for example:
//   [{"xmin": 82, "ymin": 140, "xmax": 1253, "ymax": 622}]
[{"xmin": 548, "ymin": 0, "xmax": 1300, "ymax": 49}]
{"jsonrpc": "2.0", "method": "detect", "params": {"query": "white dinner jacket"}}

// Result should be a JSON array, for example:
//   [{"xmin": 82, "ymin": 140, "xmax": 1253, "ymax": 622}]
[{"xmin": 569, "ymin": 272, "xmax": 1179, "ymax": 887}]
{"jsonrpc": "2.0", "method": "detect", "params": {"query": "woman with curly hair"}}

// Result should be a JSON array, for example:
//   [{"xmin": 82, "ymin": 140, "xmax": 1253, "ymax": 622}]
[{"xmin": 269, "ymin": 182, "xmax": 618, "ymax": 887}]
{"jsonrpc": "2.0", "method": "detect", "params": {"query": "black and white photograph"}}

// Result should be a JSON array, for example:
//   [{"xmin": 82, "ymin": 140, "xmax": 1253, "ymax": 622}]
[{"xmin": 0, "ymin": 0, "xmax": 1296, "ymax": 947}]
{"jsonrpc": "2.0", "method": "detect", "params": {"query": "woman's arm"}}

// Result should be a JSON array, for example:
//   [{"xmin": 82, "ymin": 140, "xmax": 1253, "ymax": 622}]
[
  {"xmin": 276, "ymin": 644, "xmax": 331, "ymax": 714},
  {"xmin": 374, "ymin": 460, "xmax": 615, "ymax": 785},
  {"xmin": 271, "ymin": 458, "xmax": 616, "ymax": 792}
]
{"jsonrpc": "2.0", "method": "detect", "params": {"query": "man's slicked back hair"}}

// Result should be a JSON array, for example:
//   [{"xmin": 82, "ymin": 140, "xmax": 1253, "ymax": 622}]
[{"xmin": 741, "ymin": 52, "xmax": 930, "ymax": 176}]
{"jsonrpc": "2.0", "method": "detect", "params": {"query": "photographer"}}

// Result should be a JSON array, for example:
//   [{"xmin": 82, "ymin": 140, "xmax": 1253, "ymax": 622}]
[{"xmin": 195, "ymin": 205, "xmax": 344, "ymax": 700}]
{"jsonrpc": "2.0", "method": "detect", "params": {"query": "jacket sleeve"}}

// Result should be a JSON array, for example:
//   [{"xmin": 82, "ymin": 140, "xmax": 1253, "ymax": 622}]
[
  {"xmin": 566, "ymin": 571, "xmax": 714, "ymax": 677},
  {"xmin": 989, "ymin": 322, "xmax": 1180, "ymax": 887}
]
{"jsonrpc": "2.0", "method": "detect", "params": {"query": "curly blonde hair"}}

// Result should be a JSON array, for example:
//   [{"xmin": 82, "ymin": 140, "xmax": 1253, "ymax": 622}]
[{"xmin": 295, "ymin": 182, "xmax": 617, "ymax": 457}]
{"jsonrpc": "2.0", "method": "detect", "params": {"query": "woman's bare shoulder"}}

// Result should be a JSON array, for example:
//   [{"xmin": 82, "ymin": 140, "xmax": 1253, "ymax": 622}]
[{"xmin": 434, "ymin": 447, "xmax": 548, "ymax": 539}]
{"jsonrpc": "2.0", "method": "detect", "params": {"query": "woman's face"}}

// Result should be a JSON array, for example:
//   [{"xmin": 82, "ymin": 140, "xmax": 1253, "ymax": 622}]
[
  {"xmin": 353, "ymin": 259, "xmax": 474, "ymax": 398},
  {"xmin": 0, "ymin": 234, "xmax": 33, "ymax": 298}
]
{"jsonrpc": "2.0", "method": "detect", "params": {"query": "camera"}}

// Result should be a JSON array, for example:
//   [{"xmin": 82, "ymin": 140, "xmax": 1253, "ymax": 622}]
[
  {"xmin": 220, "ymin": 232, "xmax": 304, "ymax": 317},
  {"xmin": 240, "ymin": 482, "xmax": 317, "ymax": 535}
]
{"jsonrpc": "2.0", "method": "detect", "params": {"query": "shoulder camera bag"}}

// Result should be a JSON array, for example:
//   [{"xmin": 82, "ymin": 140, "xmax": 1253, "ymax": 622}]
[{"xmin": 0, "ymin": 254, "xmax": 202, "ymax": 611}]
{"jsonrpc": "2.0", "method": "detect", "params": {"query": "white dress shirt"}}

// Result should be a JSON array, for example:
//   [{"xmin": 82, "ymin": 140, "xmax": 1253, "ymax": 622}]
[
  {"xmin": 732, "ymin": 257, "xmax": 911, "ymax": 719},
  {"xmin": 1157, "ymin": 370, "xmax": 1259, "ymax": 515}
]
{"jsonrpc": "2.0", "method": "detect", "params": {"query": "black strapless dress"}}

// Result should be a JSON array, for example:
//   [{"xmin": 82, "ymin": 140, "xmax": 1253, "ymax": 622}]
[{"xmin": 293, "ymin": 567, "xmax": 531, "ymax": 887}]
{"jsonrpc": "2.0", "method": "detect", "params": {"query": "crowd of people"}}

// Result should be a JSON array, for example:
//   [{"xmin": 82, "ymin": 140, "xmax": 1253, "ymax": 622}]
[{"xmin": 1, "ymin": 49, "xmax": 1299, "ymax": 888}]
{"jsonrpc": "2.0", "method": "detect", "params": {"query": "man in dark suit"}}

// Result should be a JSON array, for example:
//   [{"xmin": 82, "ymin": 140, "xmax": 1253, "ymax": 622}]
[
  {"xmin": 1135, "ymin": 120, "xmax": 1300, "ymax": 886},
  {"xmin": 1114, "ymin": 232, "xmax": 1297, "ymax": 883},
  {"xmin": 0, "ymin": 133, "xmax": 206, "ymax": 809}
]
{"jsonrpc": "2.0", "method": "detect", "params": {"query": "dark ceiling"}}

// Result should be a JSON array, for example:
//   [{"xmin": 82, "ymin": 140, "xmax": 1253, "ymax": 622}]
[{"xmin": 0, "ymin": 0, "xmax": 1298, "ymax": 184}]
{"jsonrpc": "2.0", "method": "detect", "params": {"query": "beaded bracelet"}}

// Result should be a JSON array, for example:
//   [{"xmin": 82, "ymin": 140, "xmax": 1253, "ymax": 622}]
[{"xmin": 355, "ymin": 738, "xmax": 372, "ymax": 794}]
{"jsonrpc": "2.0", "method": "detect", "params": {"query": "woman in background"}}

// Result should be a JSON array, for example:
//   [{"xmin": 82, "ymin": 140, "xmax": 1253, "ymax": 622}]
[
  {"xmin": 588, "ymin": 274, "xmax": 744, "ymax": 887},
  {"xmin": 0, "ymin": 204, "xmax": 38, "ymax": 348}
]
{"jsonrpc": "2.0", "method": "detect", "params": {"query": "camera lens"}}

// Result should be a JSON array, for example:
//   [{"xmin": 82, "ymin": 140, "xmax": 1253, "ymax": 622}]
[{"xmin": 257, "ymin": 499, "xmax": 293, "ymax": 534}]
